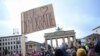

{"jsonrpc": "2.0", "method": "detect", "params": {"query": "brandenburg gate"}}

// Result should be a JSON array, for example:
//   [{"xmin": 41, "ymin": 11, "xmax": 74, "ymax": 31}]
[{"xmin": 44, "ymin": 30, "xmax": 76, "ymax": 49}]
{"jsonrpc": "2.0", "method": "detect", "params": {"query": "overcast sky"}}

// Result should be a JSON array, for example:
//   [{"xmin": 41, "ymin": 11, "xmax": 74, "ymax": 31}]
[{"xmin": 0, "ymin": 0, "xmax": 100, "ymax": 45}]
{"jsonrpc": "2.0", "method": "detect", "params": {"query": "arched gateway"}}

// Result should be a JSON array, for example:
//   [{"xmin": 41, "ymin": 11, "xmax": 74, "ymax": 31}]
[{"xmin": 44, "ymin": 30, "xmax": 76, "ymax": 49}]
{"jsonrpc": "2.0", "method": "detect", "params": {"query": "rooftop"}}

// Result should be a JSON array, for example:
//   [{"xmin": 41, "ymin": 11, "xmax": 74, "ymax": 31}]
[
  {"xmin": 0, "ymin": 35, "xmax": 27, "ymax": 39},
  {"xmin": 83, "ymin": 33, "xmax": 100, "ymax": 39},
  {"xmin": 26, "ymin": 41, "xmax": 41, "ymax": 44},
  {"xmin": 92, "ymin": 25, "xmax": 100, "ymax": 31},
  {"xmin": 0, "ymin": 35, "xmax": 22, "ymax": 38}
]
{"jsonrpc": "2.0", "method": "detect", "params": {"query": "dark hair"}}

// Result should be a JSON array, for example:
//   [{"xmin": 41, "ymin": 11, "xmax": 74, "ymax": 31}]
[
  {"xmin": 55, "ymin": 49, "xmax": 63, "ymax": 56},
  {"xmin": 82, "ymin": 46, "xmax": 86, "ymax": 51},
  {"xmin": 76, "ymin": 40, "xmax": 81, "ymax": 45}
]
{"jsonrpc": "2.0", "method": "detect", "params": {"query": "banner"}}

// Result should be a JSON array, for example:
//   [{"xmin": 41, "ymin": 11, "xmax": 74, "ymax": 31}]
[{"xmin": 21, "ymin": 4, "xmax": 56, "ymax": 34}]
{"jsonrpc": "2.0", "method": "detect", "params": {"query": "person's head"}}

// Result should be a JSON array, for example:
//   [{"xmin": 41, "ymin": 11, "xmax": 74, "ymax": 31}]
[
  {"xmin": 88, "ymin": 38, "xmax": 94, "ymax": 44},
  {"xmin": 70, "ymin": 42, "xmax": 74, "ymax": 48},
  {"xmin": 55, "ymin": 49, "xmax": 63, "ymax": 56},
  {"xmin": 77, "ymin": 49, "xmax": 86, "ymax": 56},
  {"xmin": 60, "ymin": 43, "xmax": 68, "ymax": 50},
  {"xmin": 48, "ymin": 45, "xmax": 51, "ymax": 51},
  {"xmin": 88, "ymin": 43, "xmax": 94, "ymax": 49},
  {"xmin": 76, "ymin": 40, "xmax": 81, "ymax": 48}
]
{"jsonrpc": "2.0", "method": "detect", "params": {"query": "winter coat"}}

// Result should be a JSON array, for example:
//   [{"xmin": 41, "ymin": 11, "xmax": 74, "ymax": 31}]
[{"xmin": 95, "ymin": 39, "xmax": 100, "ymax": 53}]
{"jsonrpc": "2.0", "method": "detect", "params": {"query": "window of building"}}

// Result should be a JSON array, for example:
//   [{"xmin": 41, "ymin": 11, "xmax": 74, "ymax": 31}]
[
  {"xmin": 33, "ymin": 44, "xmax": 36, "ymax": 46},
  {"xmin": 16, "ymin": 41, "xmax": 20, "ymax": 44},
  {"xmin": 0, "ymin": 40, "xmax": 1, "ymax": 41},
  {"xmin": 8, "ymin": 46, "xmax": 10, "ymax": 50},
  {"xmin": 5, "ymin": 47, "xmax": 7, "ymax": 49},
  {"xmin": 19, "ymin": 45, "xmax": 21, "ymax": 48},
  {"xmin": 11, "ymin": 46, "xmax": 12, "ymax": 49},
  {"xmin": 5, "ymin": 43, "xmax": 7, "ymax": 45},
  {"xmin": 14, "ymin": 42, "xmax": 15, "ymax": 44},
  {"xmin": 8, "ymin": 42, "xmax": 10, "ymax": 45},
  {"xmin": 3, "ymin": 47, "xmax": 4, "ymax": 50},
  {"xmin": 3, "ymin": 43, "xmax": 4, "ymax": 45},
  {"xmin": 11, "ymin": 42, "xmax": 12, "ymax": 44},
  {"xmin": 14, "ymin": 46, "xmax": 15, "ymax": 49},
  {"xmin": 3, "ymin": 39, "xmax": 4, "ymax": 41},
  {"xmin": 5, "ymin": 39, "xmax": 7, "ymax": 41},
  {"xmin": 16, "ymin": 45, "xmax": 18, "ymax": 49},
  {"xmin": 0, "ymin": 43, "xmax": 1, "ymax": 45}
]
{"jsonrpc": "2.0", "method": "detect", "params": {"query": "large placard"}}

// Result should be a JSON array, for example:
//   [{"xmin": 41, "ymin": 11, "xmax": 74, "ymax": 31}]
[{"xmin": 21, "ymin": 4, "xmax": 56, "ymax": 34}]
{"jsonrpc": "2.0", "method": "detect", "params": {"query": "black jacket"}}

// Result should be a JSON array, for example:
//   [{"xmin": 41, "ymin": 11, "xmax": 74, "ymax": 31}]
[{"xmin": 95, "ymin": 39, "xmax": 100, "ymax": 53}]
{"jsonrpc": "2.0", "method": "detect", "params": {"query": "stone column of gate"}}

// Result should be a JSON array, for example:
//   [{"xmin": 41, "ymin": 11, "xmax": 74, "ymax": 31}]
[
  {"xmin": 56, "ymin": 37, "xmax": 58, "ymax": 48},
  {"xmin": 67, "ymin": 36, "xmax": 71, "ymax": 48},
  {"xmin": 73, "ymin": 37, "xmax": 76, "ymax": 47},
  {"xmin": 45, "ymin": 39, "xmax": 48, "ymax": 50},
  {"xmin": 62, "ymin": 37, "xmax": 65, "ymax": 44},
  {"xmin": 50, "ymin": 38, "xmax": 53, "ymax": 48}
]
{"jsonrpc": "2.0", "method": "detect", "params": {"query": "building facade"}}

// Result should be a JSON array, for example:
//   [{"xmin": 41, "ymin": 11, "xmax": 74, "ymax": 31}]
[
  {"xmin": 82, "ymin": 25, "xmax": 100, "ymax": 44},
  {"xmin": 26, "ymin": 41, "xmax": 42, "ymax": 53},
  {"xmin": 0, "ymin": 35, "xmax": 21, "ymax": 56},
  {"xmin": 83, "ymin": 34, "xmax": 100, "ymax": 44},
  {"xmin": 44, "ymin": 30, "xmax": 76, "ymax": 49},
  {"xmin": 92, "ymin": 26, "xmax": 100, "ymax": 34}
]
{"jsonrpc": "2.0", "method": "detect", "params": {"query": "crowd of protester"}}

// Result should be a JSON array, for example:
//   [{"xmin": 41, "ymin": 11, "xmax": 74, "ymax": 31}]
[{"xmin": 24, "ymin": 38, "xmax": 100, "ymax": 56}]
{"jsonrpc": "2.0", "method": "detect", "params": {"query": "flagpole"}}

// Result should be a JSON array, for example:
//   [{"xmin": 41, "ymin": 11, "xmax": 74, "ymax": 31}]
[
  {"xmin": 21, "ymin": 13, "xmax": 26, "ymax": 56},
  {"xmin": 21, "ymin": 34, "xmax": 26, "ymax": 56}
]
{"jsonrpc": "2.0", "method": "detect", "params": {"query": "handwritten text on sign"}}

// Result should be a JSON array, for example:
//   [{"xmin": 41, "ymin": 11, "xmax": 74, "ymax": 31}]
[{"xmin": 21, "ymin": 4, "xmax": 56, "ymax": 34}]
